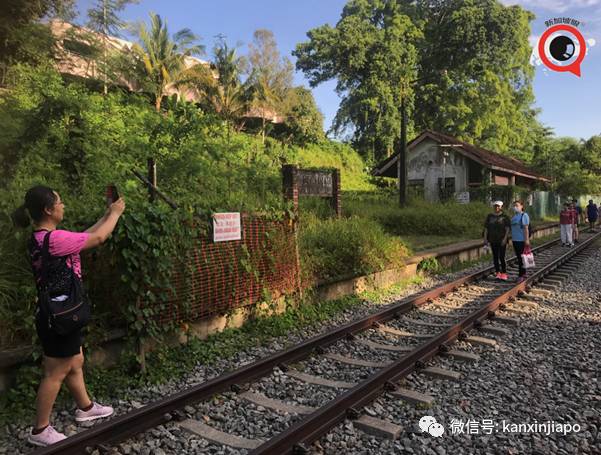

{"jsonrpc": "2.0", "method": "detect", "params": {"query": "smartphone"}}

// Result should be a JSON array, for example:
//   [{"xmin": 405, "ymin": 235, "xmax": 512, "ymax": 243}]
[{"xmin": 106, "ymin": 184, "xmax": 120, "ymax": 206}]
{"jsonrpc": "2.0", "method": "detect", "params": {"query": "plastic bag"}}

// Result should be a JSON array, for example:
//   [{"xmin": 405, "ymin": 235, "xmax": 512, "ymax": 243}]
[{"xmin": 521, "ymin": 246, "xmax": 535, "ymax": 269}]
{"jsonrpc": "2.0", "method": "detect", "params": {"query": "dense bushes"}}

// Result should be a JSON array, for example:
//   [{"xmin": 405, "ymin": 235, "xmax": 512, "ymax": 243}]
[
  {"xmin": 299, "ymin": 213, "xmax": 408, "ymax": 285},
  {"xmin": 0, "ymin": 64, "xmax": 377, "ymax": 347}
]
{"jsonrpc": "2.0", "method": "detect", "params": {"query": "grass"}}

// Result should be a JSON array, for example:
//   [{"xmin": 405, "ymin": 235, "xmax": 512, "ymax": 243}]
[
  {"xmin": 298, "ymin": 212, "xmax": 409, "ymax": 285},
  {"xmin": 402, "ymin": 234, "xmax": 474, "ymax": 252},
  {"xmin": 342, "ymin": 192, "xmax": 491, "ymax": 238}
]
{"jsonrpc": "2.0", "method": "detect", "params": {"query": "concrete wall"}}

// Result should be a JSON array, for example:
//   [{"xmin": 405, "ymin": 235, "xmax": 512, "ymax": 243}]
[{"xmin": 408, "ymin": 138, "xmax": 468, "ymax": 202}]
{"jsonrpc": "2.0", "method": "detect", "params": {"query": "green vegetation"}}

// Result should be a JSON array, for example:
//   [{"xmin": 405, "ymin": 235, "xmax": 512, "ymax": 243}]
[
  {"xmin": 532, "ymin": 135, "xmax": 601, "ymax": 196},
  {"xmin": 294, "ymin": 0, "xmax": 421, "ymax": 162},
  {"xmin": 129, "ymin": 13, "xmax": 203, "ymax": 112},
  {"xmin": 0, "ymin": 62, "xmax": 377, "ymax": 349},
  {"xmin": 343, "ymin": 192, "xmax": 490, "ymax": 239},
  {"xmin": 294, "ymin": 0, "xmax": 537, "ymax": 163},
  {"xmin": 299, "ymin": 213, "xmax": 409, "ymax": 285}
]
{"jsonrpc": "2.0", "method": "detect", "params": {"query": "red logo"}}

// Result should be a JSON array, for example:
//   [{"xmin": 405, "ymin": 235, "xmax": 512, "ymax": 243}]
[{"xmin": 538, "ymin": 24, "xmax": 587, "ymax": 77}]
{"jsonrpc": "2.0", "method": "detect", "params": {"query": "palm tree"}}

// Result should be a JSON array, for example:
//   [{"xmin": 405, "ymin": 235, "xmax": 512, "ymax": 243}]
[
  {"xmin": 130, "ymin": 12, "xmax": 203, "ymax": 111},
  {"xmin": 179, "ymin": 40, "xmax": 253, "ymax": 133}
]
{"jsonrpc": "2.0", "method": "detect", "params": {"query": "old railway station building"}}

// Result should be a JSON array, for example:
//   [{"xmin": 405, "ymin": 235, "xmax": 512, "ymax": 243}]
[{"xmin": 372, "ymin": 130, "xmax": 549, "ymax": 203}]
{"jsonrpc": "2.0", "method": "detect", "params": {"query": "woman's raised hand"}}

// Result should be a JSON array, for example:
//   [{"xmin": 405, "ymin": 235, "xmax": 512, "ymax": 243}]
[{"xmin": 110, "ymin": 198, "xmax": 126, "ymax": 216}]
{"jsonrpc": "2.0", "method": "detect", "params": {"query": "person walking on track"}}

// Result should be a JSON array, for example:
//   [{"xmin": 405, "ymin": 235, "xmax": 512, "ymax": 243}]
[
  {"xmin": 560, "ymin": 202, "xmax": 575, "ymax": 247},
  {"xmin": 12, "ymin": 185, "xmax": 125, "ymax": 447},
  {"xmin": 483, "ymin": 200, "xmax": 510, "ymax": 281},
  {"xmin": 586, "ymin": 199, "xmax": 598, "ymax": 232},
  {"xmin": 510, "ymin": 200, "xmax": 530, "ymax": 283}
]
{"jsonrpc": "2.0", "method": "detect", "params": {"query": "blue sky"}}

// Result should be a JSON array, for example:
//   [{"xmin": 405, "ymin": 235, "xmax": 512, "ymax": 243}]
[{"xmin": 74, "ymin": 0, "xmax": 601, "ymax": 141}]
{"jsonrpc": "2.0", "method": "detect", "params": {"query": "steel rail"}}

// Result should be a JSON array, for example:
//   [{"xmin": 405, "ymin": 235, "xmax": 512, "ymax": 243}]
[
  {"xmin": 34, "ymin": 235, "xmax": 568, "ymax": 455},
  {"xmin": 250, "ymin": 231, "xmax": 601, "ymax": 454}
]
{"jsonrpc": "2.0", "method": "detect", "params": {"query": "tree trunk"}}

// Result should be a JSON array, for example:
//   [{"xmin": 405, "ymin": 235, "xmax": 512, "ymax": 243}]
[
  {"xmin": 102, "ymin": 0, "xmax": 108, "ymax": 95},
  {"xmin": 155, "ymin": 93, "xmax": 162, "ymax": 112}
]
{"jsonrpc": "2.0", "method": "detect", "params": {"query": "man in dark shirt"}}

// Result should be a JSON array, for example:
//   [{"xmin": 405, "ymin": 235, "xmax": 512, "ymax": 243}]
[{"xmin": 483, "ymin": 201, "xmax": 511, "ymax": 280}]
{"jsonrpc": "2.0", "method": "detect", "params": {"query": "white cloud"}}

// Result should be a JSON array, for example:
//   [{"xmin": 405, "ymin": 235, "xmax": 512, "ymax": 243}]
[
  {"xmin": 529, "ymin": 34, "xmax": 540, "ymax": 46},
  {"xmin": 500, "ymin": 0, "xmax": 601, "ymax": 13}
]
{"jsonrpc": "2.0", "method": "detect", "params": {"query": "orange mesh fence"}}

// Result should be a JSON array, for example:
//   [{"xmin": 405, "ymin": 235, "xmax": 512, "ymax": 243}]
[{"xmin": 153, "ymin": 214, "xmax": 300, "ymax": 324}]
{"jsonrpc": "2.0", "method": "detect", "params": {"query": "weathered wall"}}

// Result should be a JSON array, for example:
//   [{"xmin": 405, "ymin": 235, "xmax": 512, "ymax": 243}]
[{"xmin": 408, "ymin": 138, "xmax": 468, "ymax": 202}]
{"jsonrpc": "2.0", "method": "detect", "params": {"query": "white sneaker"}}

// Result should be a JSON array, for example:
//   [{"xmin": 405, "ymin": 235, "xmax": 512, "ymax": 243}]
[
  {"xmin": 75, "ymin": 402, "xmax": 114, "ymax": 422},
  {"xmin": 27, "ymin": 425, "xmax": 66, "ymax": 447}
]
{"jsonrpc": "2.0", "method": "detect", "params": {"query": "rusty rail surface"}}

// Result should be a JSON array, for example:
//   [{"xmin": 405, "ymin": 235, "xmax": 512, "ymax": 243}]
[{"xmin": 34, "ymin": 234, "xmax": 597, "ymax": 455}]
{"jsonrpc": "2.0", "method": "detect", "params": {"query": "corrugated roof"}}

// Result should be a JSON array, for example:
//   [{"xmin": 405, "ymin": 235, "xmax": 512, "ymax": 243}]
[{"xmin": 372, "ymin": 130, "xmax": 549, "ymax": 182}]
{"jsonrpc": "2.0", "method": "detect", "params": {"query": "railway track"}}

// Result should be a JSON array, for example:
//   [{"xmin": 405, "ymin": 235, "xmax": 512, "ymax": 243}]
[{"xmin": 35, "ymin": 230, "xmax": 601, "ymax": 455}]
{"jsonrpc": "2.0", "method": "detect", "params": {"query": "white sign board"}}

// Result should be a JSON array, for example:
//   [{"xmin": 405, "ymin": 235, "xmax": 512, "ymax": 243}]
[
  {"xmin": 456, "ymin": 191, "xmax": 470, "ymax": 204},
  {"xmin": 213, "ymin": 212, "xmax": 241, "ymax": 242}
]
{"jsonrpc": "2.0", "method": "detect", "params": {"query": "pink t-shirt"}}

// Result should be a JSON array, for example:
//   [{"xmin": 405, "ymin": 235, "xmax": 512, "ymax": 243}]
[{"xmin": 32, "ymin": 230, "xmax": 89, "ymax": 280}]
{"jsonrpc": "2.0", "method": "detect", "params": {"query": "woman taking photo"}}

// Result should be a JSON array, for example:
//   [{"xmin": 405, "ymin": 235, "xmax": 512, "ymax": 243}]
[{"xmin": 12, "ymin": 185, "xmax": 125, "ymax": 447}]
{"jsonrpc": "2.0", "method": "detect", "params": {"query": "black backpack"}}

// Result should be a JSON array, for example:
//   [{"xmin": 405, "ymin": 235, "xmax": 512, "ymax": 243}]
[{"xmin": 31, "ymin": 231, "xmax": 91, "ymax": 335}]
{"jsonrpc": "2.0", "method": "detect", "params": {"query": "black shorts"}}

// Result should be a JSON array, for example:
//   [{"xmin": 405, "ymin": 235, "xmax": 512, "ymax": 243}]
[{"xmin": 35, "ymin": 311, "xmax": 83, "ymax": 358}]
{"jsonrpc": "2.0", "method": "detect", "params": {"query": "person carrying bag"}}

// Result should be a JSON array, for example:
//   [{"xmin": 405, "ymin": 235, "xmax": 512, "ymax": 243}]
[{"xmin": 12, "ymin": 185, "xmax": 125, "ymax": 447}]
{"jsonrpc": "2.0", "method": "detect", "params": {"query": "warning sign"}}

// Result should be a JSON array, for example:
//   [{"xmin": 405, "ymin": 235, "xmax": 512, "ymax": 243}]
[{"xmin": 213, "ymin": 212, "xmax": 242, "ymax": 242}]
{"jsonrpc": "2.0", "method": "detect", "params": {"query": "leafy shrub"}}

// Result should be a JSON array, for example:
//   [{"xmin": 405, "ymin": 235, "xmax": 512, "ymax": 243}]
[
  {"xmin": 299, "ymin": 213, "xmax": 409, "ymax": 284},
  {"xmin": 0, "ymin": 215, "xmax": 38, "ymax": 348},
  {"xmin": 417, "ymin": 257, "xmax": 442, "ymax": 274}
]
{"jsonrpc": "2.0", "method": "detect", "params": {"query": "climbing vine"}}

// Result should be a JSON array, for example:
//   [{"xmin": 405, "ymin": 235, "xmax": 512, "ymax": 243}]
[{"xmin": 107, "ymin": 201, "xmax": 206, "ymax": 362}]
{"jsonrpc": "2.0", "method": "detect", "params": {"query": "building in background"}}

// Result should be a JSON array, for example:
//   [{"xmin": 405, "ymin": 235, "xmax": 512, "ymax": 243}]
[{"xmin": 372, "ymin": 130, "xmax": 550, "ymax": 203}]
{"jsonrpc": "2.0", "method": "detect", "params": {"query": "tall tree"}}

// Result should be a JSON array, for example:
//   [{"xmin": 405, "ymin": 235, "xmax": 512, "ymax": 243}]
[
  {"xmin": 128, "ymin": 12, "xmax": 203, "ymax": 111},
  {"xmin": 179, "ymin": 39, "xmax": 253, "ymax": 133},
  {"xmin": 405, "ymin": 0, "xmax": 539, "ymax": 157},
  {"xmin": 294, "ymin": 0, "xmax": 421, "ymax": 162},
  {"xmin": 86, "ymin": 0, "xmax": 138, "ymax": 94},
  {"xmin": 532, "ymin": 134, "xmax": 601, "ymax": 196},
  {"xmin": 248, "ymin": 29, "xmax": 294, "ymax": 143},
  {"xmin": 280, "ymin": 86, "xmax": 325, "ymax": 146},
  {"xmin": 295, "ymin": 0, "xmax": 542, "ymax": 162}
]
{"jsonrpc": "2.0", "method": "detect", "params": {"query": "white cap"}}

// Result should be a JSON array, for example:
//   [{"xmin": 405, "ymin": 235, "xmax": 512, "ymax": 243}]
[{"xmin": 492, "ymin": 200, "xmax": 503, "ymax": 207}]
